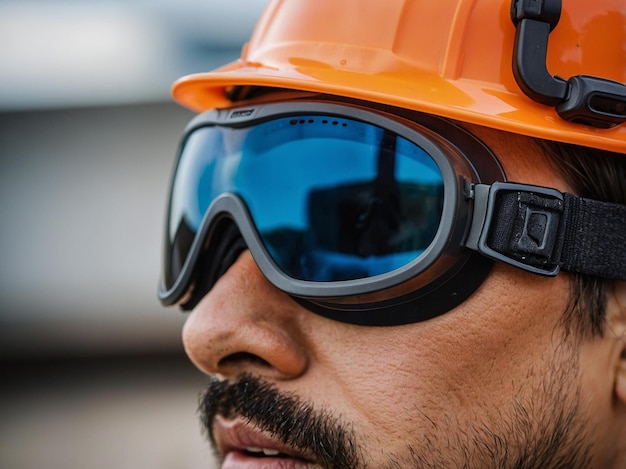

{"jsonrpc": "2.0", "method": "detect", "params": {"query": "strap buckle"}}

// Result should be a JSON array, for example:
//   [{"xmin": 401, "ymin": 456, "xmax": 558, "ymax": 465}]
[{"xmin": 468, "ymin": 182, "xmax": 564, "ymax": 276}]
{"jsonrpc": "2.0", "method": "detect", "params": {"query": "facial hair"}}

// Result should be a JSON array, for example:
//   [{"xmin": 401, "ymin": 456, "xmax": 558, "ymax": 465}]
[
  {"xmin": 198, "ymin": 343, "xmax": 594, "ymax": 469},
  {"xmin": 199, "ymin": 373, "xmax": 361, "ymax": 468}
]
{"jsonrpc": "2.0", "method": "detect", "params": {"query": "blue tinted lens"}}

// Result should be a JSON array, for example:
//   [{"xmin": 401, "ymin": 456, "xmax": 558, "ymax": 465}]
[{"xmin": 167, "ymin": 115, "xmax": 444, "ymax": 284}]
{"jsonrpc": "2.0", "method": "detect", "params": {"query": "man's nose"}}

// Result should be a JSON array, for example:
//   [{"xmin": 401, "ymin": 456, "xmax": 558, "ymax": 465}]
[{"xmin": 182, "ymin": 250, "xmax": 309, "ymax": 380}]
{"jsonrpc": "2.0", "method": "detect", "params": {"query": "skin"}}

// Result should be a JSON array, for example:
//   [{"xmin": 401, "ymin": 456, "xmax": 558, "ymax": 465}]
[{"xmin": 182, "ymin": 124, "xmax": 626, "ymax": 468}]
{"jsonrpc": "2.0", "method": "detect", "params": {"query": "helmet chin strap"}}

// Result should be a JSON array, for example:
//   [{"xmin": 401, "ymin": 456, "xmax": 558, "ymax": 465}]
[{"xmin": 510, "ymin": 0, "xmax": 626, "ymax": 129}]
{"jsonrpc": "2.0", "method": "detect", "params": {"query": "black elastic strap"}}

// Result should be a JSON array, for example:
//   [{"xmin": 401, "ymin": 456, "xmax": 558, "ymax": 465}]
[
  {"xmin": 483, "ymin": 185, "xmax": 626, "ymax": 280},
  {"xmin": 561, "ymin": 194, "xmax": 626, "ymax": 279}
]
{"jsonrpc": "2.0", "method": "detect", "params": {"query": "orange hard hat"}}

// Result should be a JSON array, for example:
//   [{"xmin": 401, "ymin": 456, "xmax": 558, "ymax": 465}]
[{"xmin": 172, "ymin": 0, "xmax": 626, "ymax": 153}]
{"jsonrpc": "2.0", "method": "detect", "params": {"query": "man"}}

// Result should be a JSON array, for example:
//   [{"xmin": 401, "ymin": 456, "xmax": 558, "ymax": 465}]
[{"xmin": 159, "ymin": 0, "xmax": 626, "ymax": 467}]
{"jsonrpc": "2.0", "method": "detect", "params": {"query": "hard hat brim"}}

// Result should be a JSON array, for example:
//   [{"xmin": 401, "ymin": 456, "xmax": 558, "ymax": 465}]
[{"xmin": 173, "ymin": 61, "xmax": 626, "ymax": 153}]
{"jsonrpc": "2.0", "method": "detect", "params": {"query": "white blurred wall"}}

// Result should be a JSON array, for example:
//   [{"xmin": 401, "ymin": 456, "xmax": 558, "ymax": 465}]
[{"xmin": 0, "ymin": 0, "xmax": 268, "ymax": 110}]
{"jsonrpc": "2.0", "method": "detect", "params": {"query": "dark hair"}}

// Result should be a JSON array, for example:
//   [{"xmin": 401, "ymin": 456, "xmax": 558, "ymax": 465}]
[{"xmin": 536, "ymin": 140, "xmax": 626, "ymax": 337}]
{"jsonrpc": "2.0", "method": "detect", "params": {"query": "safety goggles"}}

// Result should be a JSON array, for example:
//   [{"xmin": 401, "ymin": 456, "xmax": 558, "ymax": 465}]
[{"xmin": 159, "ymin": 98, "xmax": 626, "ymax": 326}]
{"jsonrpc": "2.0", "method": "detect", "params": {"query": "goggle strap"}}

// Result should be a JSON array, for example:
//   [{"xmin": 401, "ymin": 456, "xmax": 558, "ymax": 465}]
[
  {"xmin": 472, "ymin": 182, "xmax": 626, "ymax": 280},
  {"xmin": 561, "ymin": 193, "xmax": 626, "ymax": 279}
]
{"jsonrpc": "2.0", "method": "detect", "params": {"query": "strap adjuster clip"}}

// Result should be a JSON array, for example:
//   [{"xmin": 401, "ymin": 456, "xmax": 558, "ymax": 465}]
[
  {"xmin": 518, "ymin": 206, "xmax": 560, "ymax": 257},
  {"xmin": 475, "ymin": 182, "xmax": 564, "ymax": 276}
]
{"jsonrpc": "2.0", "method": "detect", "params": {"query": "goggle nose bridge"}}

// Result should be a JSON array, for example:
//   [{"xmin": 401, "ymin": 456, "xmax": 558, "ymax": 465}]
[{"xmin": 179, "ymin": 216, "xmax": 248, "ymax": 310}]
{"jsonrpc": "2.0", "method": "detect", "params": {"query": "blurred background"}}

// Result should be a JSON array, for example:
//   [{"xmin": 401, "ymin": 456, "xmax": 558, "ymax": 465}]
[{"xmin": 0, "ymin": 1, "xmax": 269, "ymax": 467}]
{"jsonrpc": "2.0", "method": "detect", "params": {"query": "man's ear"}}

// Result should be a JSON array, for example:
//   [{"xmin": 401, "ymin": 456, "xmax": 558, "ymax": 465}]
[{"xmin": 611, "ymin": 281, "xmax": 626, "ymax": 404}]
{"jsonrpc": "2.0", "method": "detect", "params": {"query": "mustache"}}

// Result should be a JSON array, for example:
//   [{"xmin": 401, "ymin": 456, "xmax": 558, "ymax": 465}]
[{"xmin": 198, "ymin": 374, "xmax": 360, "ymax": 468}]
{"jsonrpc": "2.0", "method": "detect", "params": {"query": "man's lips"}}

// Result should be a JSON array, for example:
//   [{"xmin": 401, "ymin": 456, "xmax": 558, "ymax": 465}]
[{"xmin": 213, "ymin": 416, "xmax": 318, "ymax": 469}]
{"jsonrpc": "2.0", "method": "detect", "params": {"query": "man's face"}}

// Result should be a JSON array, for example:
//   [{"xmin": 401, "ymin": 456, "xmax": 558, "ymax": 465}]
[{"xmin": 181, "ymin": 125, "xmax": 617, "ymax": 468}]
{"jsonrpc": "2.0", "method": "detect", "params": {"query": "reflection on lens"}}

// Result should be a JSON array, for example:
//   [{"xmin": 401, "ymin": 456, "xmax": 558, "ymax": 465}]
[{"xmin": 166, "ymin": 114, "xmax": 444, "ymax": 287}]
